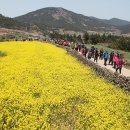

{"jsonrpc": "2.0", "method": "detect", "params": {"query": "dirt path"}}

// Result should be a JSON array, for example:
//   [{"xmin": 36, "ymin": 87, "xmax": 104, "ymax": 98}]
[
  {"xmin": 57, "ymin": 45, "xmax": 130, "ymax": 78},
  {"xmin": 89, "ymin": 58, "xmax": 130, "ymax": 77},
  {"xmin": 76, "ymin": 51, "xmax": 130, "ymax": 77}
]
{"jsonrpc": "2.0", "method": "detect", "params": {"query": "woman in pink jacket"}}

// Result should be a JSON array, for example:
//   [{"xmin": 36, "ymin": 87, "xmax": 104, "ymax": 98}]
[
  {"xmin": 116, "ymin": 54, "xmax": 124, "ymax": 74},
  {"xmin": 113, "ymin": 53, "xmax": 119, "ymax": 69}
]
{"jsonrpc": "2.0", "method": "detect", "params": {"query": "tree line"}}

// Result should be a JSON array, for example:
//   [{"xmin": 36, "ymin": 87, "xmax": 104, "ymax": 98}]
[{"xmin": 49, "ymin": 32, "xmax": 130, "ymax": 51}]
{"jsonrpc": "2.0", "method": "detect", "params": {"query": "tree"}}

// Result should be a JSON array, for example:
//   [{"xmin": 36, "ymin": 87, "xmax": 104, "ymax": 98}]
[
  {"xmin": 101, "ymin": 33, "xmax": 106, "ymax": 42},
  {"xmin": 77, "ymin": 35, "xmax": 83, "ymax": 43},
  {"xmin": 89, "ymin": 34, "xmax": 99, "ymax": 45},
  {"xmin": 83, "ymin": 32, "xmax": 89, "ymax": 44},
  {"xmin": 73, "ymin": 33, "xmax": 77, "ymax": 41},
  {"xmin": 117, "ymin": 37, "xmax": 130, "ymax": 51}
]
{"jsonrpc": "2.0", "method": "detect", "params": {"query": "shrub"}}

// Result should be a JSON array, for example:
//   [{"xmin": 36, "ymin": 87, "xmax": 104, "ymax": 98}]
[{"xmin": 0, "ymin": 51, "xmax": 7, "ymax": 57}]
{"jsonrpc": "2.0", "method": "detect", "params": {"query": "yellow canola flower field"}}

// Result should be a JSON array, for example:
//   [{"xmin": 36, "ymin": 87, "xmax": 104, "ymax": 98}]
[{"xmin": 0, "ymin": 41, "xmax": 130, "ymax": 130}]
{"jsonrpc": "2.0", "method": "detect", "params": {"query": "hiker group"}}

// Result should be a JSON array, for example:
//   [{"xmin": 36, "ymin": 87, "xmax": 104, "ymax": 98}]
[{"xmin": 70, "ymin": 42, "xmax": 125, "ymax": 74}]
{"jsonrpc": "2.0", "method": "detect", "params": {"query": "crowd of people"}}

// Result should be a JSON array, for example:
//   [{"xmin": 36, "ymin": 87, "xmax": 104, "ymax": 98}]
[{"xmin": 69, "ymin": 42, "xmax": 125, "ymax": 74}]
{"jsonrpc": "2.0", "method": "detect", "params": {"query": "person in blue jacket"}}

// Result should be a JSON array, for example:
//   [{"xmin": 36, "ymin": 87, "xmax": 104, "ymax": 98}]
[{"xmin": 104, "ymin": 51, "xmax": 109, "ymax": 66}]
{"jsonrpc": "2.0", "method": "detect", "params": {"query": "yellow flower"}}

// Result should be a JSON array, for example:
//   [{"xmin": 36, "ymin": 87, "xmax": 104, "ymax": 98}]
[{"xmin": 0, "ymin": 41, "xmax": 130, "ymax": 129}]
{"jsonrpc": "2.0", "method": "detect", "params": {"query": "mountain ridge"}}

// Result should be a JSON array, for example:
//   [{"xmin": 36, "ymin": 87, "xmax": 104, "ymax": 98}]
[
  {"xmin": 14, "ymin": 7, "xmax": 130, "ymax": 34},
  {"xmin": 1, "ymin": 7, "xmax": 130, "ymax": 35},
  {"xmin": 100, "ymin": 18, "xmax": 130, "ymax": 26},
  {"xmin": 14, "ymin": 7, "xmax": 118, "ymax": 33},
  {"xmin": 0, "ymin": 14, "xmax": 41, "ymax": 34}
]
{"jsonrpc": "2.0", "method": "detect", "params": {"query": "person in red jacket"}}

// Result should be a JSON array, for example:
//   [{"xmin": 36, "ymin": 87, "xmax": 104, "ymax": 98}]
[
  {"xmin": 113, "ymin": 53, "xmax": 119, "ymax": 69},
  {"xmin": 116, "ymin": 54, "xmax": 124, "ymax": 74}
]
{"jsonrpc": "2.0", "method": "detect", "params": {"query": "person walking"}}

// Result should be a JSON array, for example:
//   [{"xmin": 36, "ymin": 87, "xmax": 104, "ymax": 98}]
[
  {"xmin": 94, "ymin": 48, "xmax": 99, "ymax": 63},
  {"xmin": 91, "ymin": 46, "xmax": 95, "ymax": 58},
  {"xmin": 99, "ymin": 49, "xmax": 104, "ymax": 60},
  {"xmin": 78, "ymin": 44, "xmax": 82, "ymax": 52},
  {"xmin": 103, "ymin": 51, "xmax": 109, "ymax": 66},
  {"xmin": 81, "ymin": 47, "xmax": 85, "ymax": 55},
  {"xmin": 113, "ymin": 53, "xmax": 119, "ymax": 69},
  {"xmin": 84, "ymin": 47, "xmax": 88, "ymax": 58},
  {"xmin": 88, "ymin": 49, "xmax": 92, "ymax": 59},
  {"xmin": 74, "ymin": 43, "xmax": 78, "ymax": 51},
  {"xmin": 116, "ymin": 54, "xmax": 124, "ymax": 74},
  {"xmin": 109, "ymin": 51, "xmax": 114, "ymax": 65}
]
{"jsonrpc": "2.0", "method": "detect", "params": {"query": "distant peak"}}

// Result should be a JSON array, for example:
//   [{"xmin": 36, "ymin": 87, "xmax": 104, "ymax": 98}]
[
  {"xmin": 110, "ymin": 18, "xmax": 121, "ymax": 20},
  {"xmin": 57, "ymin": 7, "xmax": 64, "ymax": 10},
  {"xmin": 44, "ymin": 7, "xmax": 65, "ymax": 10}
]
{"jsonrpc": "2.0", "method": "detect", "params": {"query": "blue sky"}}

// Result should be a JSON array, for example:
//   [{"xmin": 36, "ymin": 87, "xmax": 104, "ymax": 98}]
[{"xmin": 0, "ymin": 0, "xmax": 130, "ymax": 21}]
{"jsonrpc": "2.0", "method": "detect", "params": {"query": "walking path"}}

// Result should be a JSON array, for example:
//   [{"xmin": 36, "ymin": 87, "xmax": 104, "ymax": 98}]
[
  {"xmin": 58, "ymin": 45, "xmax": 130, "ymax": 78},
  {"xmin": 90, "ymin": 58, "xmax": 130, "ymax": 77},
  {"xmin": 76, "ymin": 51, "xmax": 130, "ymax": 77}
]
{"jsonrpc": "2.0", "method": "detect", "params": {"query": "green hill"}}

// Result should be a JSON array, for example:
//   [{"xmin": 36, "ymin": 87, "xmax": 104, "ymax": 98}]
[
  {"xmin": 15, "ymin": 7, "xmax": 130, "ymax": 34},
  {"xmin": 0, "ymin": 14, "xmax": 40, "ymax": 32},
  {"xmin": 14, "ymin": 7, "xmax": 116, "ymax": 32}
]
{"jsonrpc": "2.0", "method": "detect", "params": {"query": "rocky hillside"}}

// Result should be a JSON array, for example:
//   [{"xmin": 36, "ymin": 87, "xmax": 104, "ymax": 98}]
[
  {"xmin": 15, "ymin": 7, "xmax": 120, "ymax": 33},
  {"xmin": 100, "ymin": 18, "xmax": 130, "ymax": 26},
  {"xmin": 15, "ymin": 7, "xmax": 130, "ymax": 34}
]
